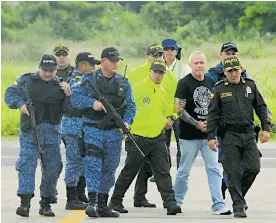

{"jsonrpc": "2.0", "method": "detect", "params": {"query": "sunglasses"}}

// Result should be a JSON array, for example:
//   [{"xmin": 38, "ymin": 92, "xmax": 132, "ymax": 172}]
[
  {"xmin": 151, "ymin": 52, "xmax": 164, "ymax": 58},
  {"xmin": 226, "ymin": 68, "xmax": 239, "ymax": 72},
  {"xmin": 55, "ymin": 51, "xmax": 68, "ymax": 57},
  {"xmin": 164, "ymin": 47, "xmax": 176, "ymax": 51}
]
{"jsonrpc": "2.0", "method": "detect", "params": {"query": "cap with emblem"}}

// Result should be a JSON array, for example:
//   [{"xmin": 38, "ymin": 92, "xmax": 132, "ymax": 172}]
[
  {"xmin": 221, "ymin": 42, "xmax": 238, "ymax": 52},
  {"xmin": 101, "ymin": 47, "xmax": 123, "ymax": 61},
  {"xmin": 223, "ymin": 56, "xmax": 241, "ymax": 71},
  {"xmin": 75, "ymin": 52, "xmax": 101, "ymax": 66},
  {"xmin": 150, "ymin": 60, "xmax": 166, "ymax": 73},
  {"xmin": 53, "ymin": 43, "xmax": 70, "ymax": 54},
  {"xmin": 147, "ymin": 44, "xmax": 164, "ymax": 56},
  {"xmin": 39, "ymin": 54, "xmax": 57, "ymax": 70}
]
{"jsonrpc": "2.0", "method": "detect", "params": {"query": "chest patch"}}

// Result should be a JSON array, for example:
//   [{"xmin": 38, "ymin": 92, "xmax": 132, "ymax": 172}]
[{"xmin": 220, "ymin": 92, "xmax": 232, "ymax": 99}]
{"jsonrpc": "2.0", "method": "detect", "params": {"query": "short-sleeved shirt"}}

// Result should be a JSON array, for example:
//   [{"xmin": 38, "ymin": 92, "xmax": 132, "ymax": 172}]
[{"xmin": 175, "ymin": 73, "xmax": 215, "ymax": 140}]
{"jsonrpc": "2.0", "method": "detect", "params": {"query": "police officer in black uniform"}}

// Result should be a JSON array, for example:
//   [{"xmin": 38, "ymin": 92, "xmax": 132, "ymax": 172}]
[
  {"xmin": 207, "ymin": 56, "xmax": 271, "ymax": 218},
  {"xmin": 53, "ymin": 43, "xmax": 75, "ymax": 81}
]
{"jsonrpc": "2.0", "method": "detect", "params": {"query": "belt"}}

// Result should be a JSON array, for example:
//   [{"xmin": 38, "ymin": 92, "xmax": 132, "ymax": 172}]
[
  {"xmin": 225, "ymin": 125, "xmax": 254, "ymax": 133},
  {"xmin": 84, "ymin": 122, "xmax": 117, "ymax": 130}
]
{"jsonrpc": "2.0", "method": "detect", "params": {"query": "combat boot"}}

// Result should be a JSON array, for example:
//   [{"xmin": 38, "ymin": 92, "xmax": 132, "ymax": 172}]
[
  {"xmin": 166, "ymin": 204, "xmax": 182, "ymax": 215},
  {"xmin": 76, "ymin": 176, "xmax": 89, "ymax": 203},
  {"xmin": 97, "ymin": 193, "xmax": 120, "ymax": 217},
  {"xmin": 16, "ymin": 194, "xmax": 33, "ymax": 217},
  {"xmin": 65, "ymin": 186, "xmax": 88, "ymax": 210},
  {"xmin": 39, "ymin": 197, "xmax": 55, "ymax": 217},
  {"xmin": 234, "ymin": 208, "xmax": 247, "ymax": 218},
  {"xmin": 85, "ymin": 192, "xmax": 98, "ymax": 218}
]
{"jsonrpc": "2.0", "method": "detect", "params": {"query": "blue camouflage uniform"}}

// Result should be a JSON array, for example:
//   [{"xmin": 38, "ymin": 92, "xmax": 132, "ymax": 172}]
[
  {"xmin": 61, "ymin": 69, "xmax": 85, "ymax": 187},
  {"xmin": 4, "ymin": 72, "xmax": 67, "ymax": 216},
  {"xmin": 205, "ymin": 62, "xmax": 273, "ymax": 189},
  {"xmin": 70, "ymin": 68, "xmax": 136, "ymax": 195}
]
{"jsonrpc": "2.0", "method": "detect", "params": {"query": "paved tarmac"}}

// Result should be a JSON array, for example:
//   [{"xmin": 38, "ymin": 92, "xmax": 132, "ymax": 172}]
[{"xmin": 1, "ymin": 140, "xmax": 276, "ymax": 223}]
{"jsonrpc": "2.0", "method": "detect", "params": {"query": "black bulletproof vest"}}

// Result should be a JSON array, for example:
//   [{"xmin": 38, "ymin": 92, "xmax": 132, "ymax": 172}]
[
  {"xmin": 21, "ymin": 74, "xmax": 66, "ymax": 128},
  {"xmin": 82, "ymin": 71, "xmax": 126, "ymax": 124}
]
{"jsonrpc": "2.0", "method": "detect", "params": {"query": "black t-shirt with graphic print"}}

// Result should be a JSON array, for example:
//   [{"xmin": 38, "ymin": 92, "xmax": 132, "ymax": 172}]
[{"xmin": 175, "ymin": 73, "xmax": 215, "ymax": 140}]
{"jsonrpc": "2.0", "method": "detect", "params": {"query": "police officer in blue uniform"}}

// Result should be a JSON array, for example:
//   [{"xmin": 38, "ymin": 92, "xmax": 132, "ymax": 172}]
[
  {"xmin": 70, "ymin": 47, "xmax": 136, "ymax": 218},
  {"xmin": 62, "ymin": 52, "xmax": 101, "ymax": 210},
  {"xmin": 4, "ymin": 54, "xmax": 71, "ymax": 217}
]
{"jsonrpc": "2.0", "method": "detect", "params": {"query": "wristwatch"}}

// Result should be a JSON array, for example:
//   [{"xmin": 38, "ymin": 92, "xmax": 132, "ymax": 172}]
[{"xmin": 169, "ymin": 115, "xmax": 177, "ymax": 121}]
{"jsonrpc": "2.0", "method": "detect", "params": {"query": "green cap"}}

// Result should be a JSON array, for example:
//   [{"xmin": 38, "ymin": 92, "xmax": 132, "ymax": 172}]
[
  {"xmin": 223, "ymin": 56, "xmax": 241, "ymax": 71},
  {"xmin": 53, "ymin": 43, "xmax": 69, "ymax": 54},
  {"xmin": 150, "ymin": 60, "xmax": 166, "ymax": 73}
]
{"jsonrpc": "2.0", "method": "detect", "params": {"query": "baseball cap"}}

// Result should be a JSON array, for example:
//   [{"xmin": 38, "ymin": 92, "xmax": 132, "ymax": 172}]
[
  {"xmin": 150, "ymin": 60, "xmax": 166, "ymax": 73},
  {"xmin": 75, "ymin": 52, "xmax": 101, "ymax": 66},
  {"xmin": 162, "ymin": 38, "xmax": 181, "ymax": 50},
  {"xmin": 223, "ymin": 56, "xmax": 241, "ymax": 71},
  {"xmin": 221, "ymin": 42, "xmax": 238, "ymax": 52},
  {"xmin": 39, "ymin": 54, "xmax": 57, "ymax": 70},
  {"xmin": 147, "ymin": 44, "xmax": 164, "ymax": 56},
  {"xmin": 101, "ymin": 47, "xmax": 123, "ymax": 61},
  {"xmin": 53, "ymin": 43, "xmax": 70, "ymax": 54}
]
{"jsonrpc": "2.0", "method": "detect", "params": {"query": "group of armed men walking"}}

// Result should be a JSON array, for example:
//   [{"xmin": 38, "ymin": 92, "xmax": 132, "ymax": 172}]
[{"xmin": 4, "ymin": 40, "xmax": 273, "ymax": 219}]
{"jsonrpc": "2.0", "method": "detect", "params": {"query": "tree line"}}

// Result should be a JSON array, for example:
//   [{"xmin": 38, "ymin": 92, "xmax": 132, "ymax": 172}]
[{"xmin": 2, "ymin": 1, "xmax": 276, "ymax": 43}]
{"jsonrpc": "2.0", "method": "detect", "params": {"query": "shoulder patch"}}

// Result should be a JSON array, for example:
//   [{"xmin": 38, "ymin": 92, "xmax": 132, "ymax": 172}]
[{"xmin": 14, "ymin": 72, "xmax": 32, "ymax": 85}]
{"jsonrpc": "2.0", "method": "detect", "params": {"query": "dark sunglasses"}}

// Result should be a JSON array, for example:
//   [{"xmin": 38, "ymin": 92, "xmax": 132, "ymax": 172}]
[
  {"xmin": 164, "ymin": 47, "xmax": 176, "ymax": 51},
  {"xmin": 226, "ymin": 68, "xmax": 239, "ymax": 72},
  {"xmin": 151, "ymin": 52, "xmax": 164, "ymax": 58},
  {"xmin": 55, "ymin": 51, "xmax": 68, "ymax": 57}
]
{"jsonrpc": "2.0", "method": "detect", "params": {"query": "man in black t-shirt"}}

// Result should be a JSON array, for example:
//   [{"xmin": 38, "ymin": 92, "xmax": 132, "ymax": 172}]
[{"xmin": 173, "ymin": 51, "xmax": 231, "ymax": 215}]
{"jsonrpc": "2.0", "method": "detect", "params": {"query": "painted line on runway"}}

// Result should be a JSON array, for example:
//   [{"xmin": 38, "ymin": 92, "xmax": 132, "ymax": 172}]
[{"xmin": 57, "ymin": 210, "xmax": 86, "ymax": 223}]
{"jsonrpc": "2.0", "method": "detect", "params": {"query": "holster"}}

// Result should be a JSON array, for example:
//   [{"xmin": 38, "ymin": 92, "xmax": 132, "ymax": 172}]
[
  {"xmin": 254, "ymin": 125, "xmax": 261, "ymax": 143},
  {"xmin": 78, "ymin": 135, "xmax": 85, "ymax": 158},
  {"xmin": 21, "ymin": 121, "xmax": 31, "ymax": 132}
]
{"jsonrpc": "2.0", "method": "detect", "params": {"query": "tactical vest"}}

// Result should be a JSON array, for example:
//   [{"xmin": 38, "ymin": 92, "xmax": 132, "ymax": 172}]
[
  {"xmin": 56, "ymin": 65, "xmax": 74, "ymax": 82},
  {"xmin": 82, "ymin": 70, "xmax": 127, "ymax": 128},
  {"xmin": 208, "ymin": 66, "xmax": 247, "ymax": 81},
  {"xmin": 64, "ymin": 73, "xmax": 83, "ymax": 118},
  {"xmin": 20, "ymin": 73, "xmax": 66, "ymax": 129}
]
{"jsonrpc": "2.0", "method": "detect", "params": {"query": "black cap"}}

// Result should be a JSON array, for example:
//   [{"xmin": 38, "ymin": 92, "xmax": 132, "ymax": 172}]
[
  {"xmin": 39, "ymin": 54, "xmax": 57, "ymax": 70},
  {"xmin": 150, "ymin": 60, "xmax": 166, "ymax": 73},
  {"xmin": 221, "ymin": 42, "xmax": 238, "ymax": 52},
  {"xmin": 223, "ymin": 56, "xmax": 241, "ymax": 71},
  {"xmin": 147, "ymin": 44, "xmax": 164, "ymax": 55},
  {"xmin": 101, "ymin": 47, "xmax": 123, "ymax": 61},
  {"xmin": 75, "ymin": 52, "xmax": 101, "ymax": 66},
  {"xmin": 53, "ymin": 43, "xmax": 69, "ymax": 54}
]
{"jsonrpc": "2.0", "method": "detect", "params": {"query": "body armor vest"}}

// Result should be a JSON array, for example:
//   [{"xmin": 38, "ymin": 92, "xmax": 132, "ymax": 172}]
[
  {"xmin": 82, "ymin": 70, "xmax": 127, "ymax": 127},
  {"xmin": 21, "ymin": 73, "xmax": 66, "ymax": 129}
]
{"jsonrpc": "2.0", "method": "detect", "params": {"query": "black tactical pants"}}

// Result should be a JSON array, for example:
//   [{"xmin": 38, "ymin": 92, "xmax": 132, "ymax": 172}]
[
  {"xmin": 165, "ymin": 119, "xmax": 181, "ymax": 168},
  {"xmin": 133, "ymin": 160, "xmax": 152, "ymax": 201},
  {"xmin": 110, "ymin": 133, "xmax": 177, "ymax": 208},
  {"xmin": 221, "ymin": 131, "xmax": 260, "ymax": 210}
]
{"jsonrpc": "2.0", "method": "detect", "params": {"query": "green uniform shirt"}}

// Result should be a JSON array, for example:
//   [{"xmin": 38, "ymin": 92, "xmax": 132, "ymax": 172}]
[{"xmin": 130, "ymin": 77, "xmax": 174, "ymax": 138}]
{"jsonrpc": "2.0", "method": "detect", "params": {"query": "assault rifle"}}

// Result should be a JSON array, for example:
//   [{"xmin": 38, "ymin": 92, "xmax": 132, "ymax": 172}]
[
  {"xmin": 80, "ymin": 78, "xmax": 145, "ymax": 157},
  {"xmin": 23, "ymin": 81, "xmax": 44, "ymax": 173}
]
